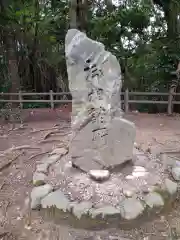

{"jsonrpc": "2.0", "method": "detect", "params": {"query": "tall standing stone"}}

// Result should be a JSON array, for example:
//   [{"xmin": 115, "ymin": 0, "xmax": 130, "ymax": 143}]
[{"xmin": 65, "ymin": 29, "xmax": 136, "ymax": 172}]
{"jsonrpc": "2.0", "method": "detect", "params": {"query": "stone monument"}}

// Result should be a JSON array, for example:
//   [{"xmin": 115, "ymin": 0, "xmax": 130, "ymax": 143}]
[
  {"xmin": 65, "ymin": 29, "xmax": 136, "ymax": 172},
  {"xmin": 29, "ymin": 30, "xmax": 179, "ymax": 224}
]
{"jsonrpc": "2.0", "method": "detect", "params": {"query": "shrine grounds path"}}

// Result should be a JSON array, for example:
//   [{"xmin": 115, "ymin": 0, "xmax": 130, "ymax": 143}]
[{"xmin": 1, "ymin": 106, "xmax": 180, "ymax": 239}]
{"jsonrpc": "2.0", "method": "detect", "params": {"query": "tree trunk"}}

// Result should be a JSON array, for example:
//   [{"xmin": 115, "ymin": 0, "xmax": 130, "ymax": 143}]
[
  {"xmin": 165, "ymin": 1, "xmax": 179, "ymax": 41},
  {"xmin": 69, "ymin": 0, "xmax": 78, "ymax": 29},
  {"xmin": 6, "ymin": 33, "xmax": 20, "ymax": 97},
  {"xmin": 154, "ymin": 0, "xmax": 180, "ymax": 63},
  {"xmin": 0, "ymin": 0, "xmax": 20, "ymax": 104},
  {"xmin": 69, "ymin": 0, "xmax": 88, "ymax": 32},
  {"xmin": 77, "ymin": 0, "xmax": 88, "ymax": 32}
]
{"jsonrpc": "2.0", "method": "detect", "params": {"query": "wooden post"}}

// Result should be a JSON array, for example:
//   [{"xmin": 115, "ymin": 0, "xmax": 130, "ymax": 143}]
[
  {"xmin": 167, "ymin": 88, "xmax": 173, "ymax": 115},
  {"xmin": 50, "ymin": 90, "xmax": 54, "ymax": 109},
  {"xmin": 18, "ymin": 91, "xmax": 23, "ymax": 109},
  {"xmin": 124, "ymin": 89, "xmax": 129, "ymax": 113}
]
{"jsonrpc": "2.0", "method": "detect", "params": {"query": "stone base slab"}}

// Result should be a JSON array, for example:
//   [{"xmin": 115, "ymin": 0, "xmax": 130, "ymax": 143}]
[
  {"xmin": 28, "ymin": 146, "xmax": 180, "ymax": 228},
  {"xmin": 71, "ymin": 118, "xmax": 136, "ymax": 172}
]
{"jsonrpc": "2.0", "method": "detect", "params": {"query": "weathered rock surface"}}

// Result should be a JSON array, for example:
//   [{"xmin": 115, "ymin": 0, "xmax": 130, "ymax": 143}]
[
  {"xmin": 40, "ymin": 154, "xmax": 60, "ymax": 165},
  {"xmin": 31, "ymin": 184, "xmax": 53, "ymax": 209},
  {"xmin": 36, "ymin": 163, "xmax": 49, "ymax": 174},
  {"xmin": 71, "ymin": 148, "xmax": 104, "ymax": 172},
  {"xmin": 41, "ymin": 189, "xmax": 70, "ymax": 212},
  {"xmin": 33, "ymin": 172, "xmax": 46, "ymax": 186},
  {"xmin": 132, "ymin": 166, "xmax": 148, "ymax": 177},
  {"xmin": 119, "ymin": 198, "xmax": 144, "ymax": 220},
  {"xmin": 89, "ymin": 205, "xmax": 120, "ymax": 219},
  {"xmin": 65, "ymin": 29, "xmax": 136, "ymax": 173},
  {"xmin": 164, "ymin": 178, "xmax": 178, "ymax": 195},
  {"xmin": 175, "ymin": 160, "xmax": 180, "ymax": 167},
  {"xmin": 171, "ymin": 167, "xmax": 180, "ymax": 181},
  {"xmin": 144, "ymin": 192, "xmax": 164, "ymax": 208},
  {"xmin": 123, "ymin": 189, "xmax": 136, "ymax": 198},
  {"xmin": 89, "ymin": 170, "xmax": 110, "ymax": 182},
  {"xmin": 72, "ymin": 201, "xmax": 93, "ymax": 219}
]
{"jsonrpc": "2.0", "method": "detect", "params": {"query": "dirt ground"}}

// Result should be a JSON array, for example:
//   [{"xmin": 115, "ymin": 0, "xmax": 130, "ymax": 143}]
[{"xmin": 1, "ymin": 108, "xmax": 180, "ymax": 239}]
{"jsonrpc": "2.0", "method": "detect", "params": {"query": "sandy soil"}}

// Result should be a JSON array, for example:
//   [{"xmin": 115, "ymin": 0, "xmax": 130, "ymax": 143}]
[{"xmin": 1, "ymin": 108, "xmax": 180, "ymax": 239}]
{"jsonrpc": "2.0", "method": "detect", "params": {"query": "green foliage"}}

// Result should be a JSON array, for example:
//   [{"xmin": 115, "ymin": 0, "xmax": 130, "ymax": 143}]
[
  {"xmin": 0, "ymin": 0, "xmax": 180, "ymax": 112},
  {"xmin": 22, "ymin": 103, "xmax": 50, "ymax": 109}
]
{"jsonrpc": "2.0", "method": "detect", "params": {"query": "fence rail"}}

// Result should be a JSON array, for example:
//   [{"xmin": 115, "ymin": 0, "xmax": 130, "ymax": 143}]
[{"xmin": 0, "ymin": 89, "xmax": 179, "ymax": 115}]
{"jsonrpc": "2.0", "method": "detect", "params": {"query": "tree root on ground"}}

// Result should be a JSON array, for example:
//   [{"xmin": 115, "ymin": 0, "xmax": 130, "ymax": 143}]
[
  {"xmin": 28, "ymin": 151, "xmax": 50, "ymax": 161},
  {"xmin": 54, "ymin": 143, "xmax": 69, "ymax": 150},
  {"xmin": 54, "ymin": 122, "xmax": 70, "ymax": 127},
  {"xmin": 8, "ymin": 125, "xmax": 32, "ymax": 133},
  {"xmin": 38, "ymin": 139, "xmax": 63, "ymax": 144},
  {"xmin": 0, "ymin": 152, "xmax": 24, "ymax": 172},
  {"xmin": 0, "ymin": 145, "xmax": 41, "ymax": 156},
  {"xmin": 152, "ymin": 137, "xmax": 165, "ymax": 146},
  {"xmin": 3, "ymin": 200, "xmax": 10, "ymax": 217},
  {"xmin": 30, "ymin": 124, "xmax": 70, "ymax": 134},
  {"xmin": 0, "ymin": 178, "xmax": 7, "ymax": 190},
  {"xmin": 43, "ymin": 130, "xmax": 71, "ymax": 140},
  {"xmin": 30, "ymin": 127, "xmax": 59, "ymax": 134},
  {"xmin": 160, "ymin": 150, "xmax": 180, "ymax": 154}
]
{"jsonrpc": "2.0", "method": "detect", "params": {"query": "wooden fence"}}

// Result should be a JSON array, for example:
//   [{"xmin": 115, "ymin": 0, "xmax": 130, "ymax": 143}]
[{"xmin": 0, "ymin": 89, "xmax": 180, "ymax": 115}]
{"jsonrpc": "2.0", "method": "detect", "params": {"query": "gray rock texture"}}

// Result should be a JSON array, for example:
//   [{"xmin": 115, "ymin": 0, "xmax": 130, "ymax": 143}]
[
  {"xmin": 72, "ymin": 201, "xmax": 93, "ymax": 219},
  {"xmin": 144, "ymin": 192, "xmax": 164, "ymax": 208},
  {"xmin": 89, "ymin": 170, "xmax": 110, "ymax": 182},
  {"xmin": 41, "ymin": 189, "xmax": 70, "ymax": 212},
  {"xmin": 89, "ymin": 205, "xmax": 120, "ymax": 219},
  {"xmin": 119, "ymin": 198, "xmax": 144, "ymax": 220},
  {"xmin": 31, "ymin": 184, "xmax": 53, "ymax": 209},
  {"xmin": 164, "ymin": 178, "xmax": 178, "ymax": 195},
  {"xmin": 40, "ymin": 154, "xmax": 61, "ymax": 165},
  {"xmin": 36, "ymin": 163, "xmax": 49, "ymax": 174},
  {"xmin": 171, "ymin": 167, "xmax": 180, "ymax": 181}
]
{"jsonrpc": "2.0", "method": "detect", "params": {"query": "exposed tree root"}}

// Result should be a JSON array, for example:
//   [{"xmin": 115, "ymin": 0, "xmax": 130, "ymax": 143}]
[
  {"xmin": 43, "ymin": 130, "xmax": 71, "ymax": 140},
  {"xmin": 12, "ymin": 145, "xmax": 41, "ymax": 150},
  {"xmin": 30, "ymin": 127, "xmax": 59, "ymax": 134},
  {"xmin": 30, "ymin": 124, "xmax": 70, "ymax": 134},
  {"xmin": 28, "ymin": 151, "xmax": 50, "ymax": 161},
  {"xmin": 3, "ymin": 200, "xmax": 10, "ymax": 217},
  {"xmin": 0, "ymin": 145, "xmax": 41, "ymax": 156},
  {"xmin": 160, "ymin": 150, "xmax": 180, "ymax": 154},
  {"xmin": 8, "ymin": 124, "xmax": 32, "ymax": 133},
  {"xmin": 54, "ymin": 123, "xmax": 70, "ymax": 127},
  {"xmin": 152, "ymin": 137, "xmax": 165, "ymax": 146},
  {"xmin": 43, "ymin": 131, "xmax": 55, "ymax": 140},
  {"xmin": 0, "ymin": 152, "xmax": 24, "ymax": 172},
  {"xmin": 38, "ymin": 139, "xmax": 62, "ymax": 144},
  {"xmin": 54, "ymin": 143, "xmax": 68, "ymax": 149},
  {"xmin": 0, "ymin": 179, "xmax": 6, "ymax": 190}
]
